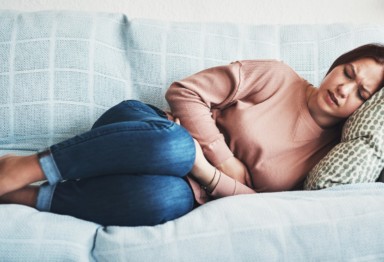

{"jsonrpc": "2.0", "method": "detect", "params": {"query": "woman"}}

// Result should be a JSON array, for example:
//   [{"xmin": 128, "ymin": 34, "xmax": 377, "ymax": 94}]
[{"xmin": 0, "ymin": 44, "xmax": 383, "ymax": 226}]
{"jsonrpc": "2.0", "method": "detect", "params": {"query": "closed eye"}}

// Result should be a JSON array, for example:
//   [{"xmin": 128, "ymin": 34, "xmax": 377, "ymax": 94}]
[
  {"xmin": 358, "ymin": 87, "xmax": 371, "ymax": 101},
  {"xmin": 345, "ymin": 64, "xmax": 372, "ymax": 101},
  {"xmin": 358, "ymin": 90, "xmax": 367, "ymax": 101},
  {"xmin": 343, "ymin": 65, "xmax": 353, "ymax": 79}
]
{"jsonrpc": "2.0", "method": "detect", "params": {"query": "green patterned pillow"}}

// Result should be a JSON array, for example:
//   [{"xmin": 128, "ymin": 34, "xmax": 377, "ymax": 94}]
[{"xmin": 304, "ymin": 87, "xmax": 384, "ymax": 190}]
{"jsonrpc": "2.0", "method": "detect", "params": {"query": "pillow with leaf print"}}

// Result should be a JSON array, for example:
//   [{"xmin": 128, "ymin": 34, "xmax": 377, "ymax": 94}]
[{"xmin": 304, "ymin": 87, "xmax": 384, "ymax": 190}]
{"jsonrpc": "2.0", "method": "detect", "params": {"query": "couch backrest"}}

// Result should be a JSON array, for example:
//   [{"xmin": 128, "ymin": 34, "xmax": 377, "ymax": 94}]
[
  {"xmin": 0, "ymin": 11, "xmax": 134, "ymax": 153},
  {"xmin": 1, "ymin": 10, "xmax": 384, "ymax": 153}
]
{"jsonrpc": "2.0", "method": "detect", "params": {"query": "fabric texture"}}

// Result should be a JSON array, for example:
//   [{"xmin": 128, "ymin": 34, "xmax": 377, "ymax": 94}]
[
  {"xmin": 0, "ymin": 11, "xmax": 135, "ymax": 154},
  {"xmin": 0, "ymin": 204, "xmax": 99, "ymax": 261},
  {"xmin": 304, "ymin": 88, "xmax": 384, "ymax": 190},
  {"xmin": 2, "ymin": 183, "xmax": 384, "ymax": 261},
  {"xmin": 36, "ymin": 100, "xmax": 195, "ymax": 226},
  {"xmin": 2, "ymin": 11, "xmax": 384, "ymax": 156},
  {"xmin": 166, "ymin": 60, "xmax": 339, "ymax": 203},
  {"xmin": 92, "ymin": 183, "xmax": 384, "ymax": 262},
  {"xmin": 1, "ymin": 10, "xmax": 384, "ymax": 261}
]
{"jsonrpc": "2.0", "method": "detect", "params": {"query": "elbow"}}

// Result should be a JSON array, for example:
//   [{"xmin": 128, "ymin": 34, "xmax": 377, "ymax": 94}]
[
  {"xmin": 165, "ymin": 82, "xmax": 180, "ymax": 103},
  {"xmin": 164, "ymin": 85, "xmax": 172, "ymax": 103}
]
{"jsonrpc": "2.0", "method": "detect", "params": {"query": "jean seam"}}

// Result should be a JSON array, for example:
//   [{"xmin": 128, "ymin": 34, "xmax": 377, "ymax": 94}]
[
  {"xmin": 38, "ymin": 149, "xmax": 63, "ymax": 184},
  {"xmin": 36, "ymin": 183, "xmax": 57, "ymax": 211},
  {"xmin": 52, "ymin": 121, "xmax": 178, "ymax": 153},
  {"xmin": 122, "ymin": 100, "xmax": 166, "ymax": 117},
  {"xmin": 46, "ymin": 184, "xmax": 56, "ymax": 210}
]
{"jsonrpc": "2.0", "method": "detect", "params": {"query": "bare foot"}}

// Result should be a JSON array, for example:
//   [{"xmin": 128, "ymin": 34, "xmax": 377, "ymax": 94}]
[
  {"xmin": 0, "ymin": 185, "xmax": 38, "ymax": 207},
  {"xmin": 0, "ymin": 154, "xmax": 45, "ymax": 196}
]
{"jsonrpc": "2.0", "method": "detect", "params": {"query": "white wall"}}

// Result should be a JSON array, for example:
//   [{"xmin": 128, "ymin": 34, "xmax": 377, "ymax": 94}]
[{"xmin": 0, "ymin": 0, "xmax": 383, "ymax": 24}]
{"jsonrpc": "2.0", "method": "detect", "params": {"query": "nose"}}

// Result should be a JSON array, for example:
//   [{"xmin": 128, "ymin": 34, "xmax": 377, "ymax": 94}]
[{"xmin": 336, "ymin": 83, "xmax": 355, "ymax": 98}]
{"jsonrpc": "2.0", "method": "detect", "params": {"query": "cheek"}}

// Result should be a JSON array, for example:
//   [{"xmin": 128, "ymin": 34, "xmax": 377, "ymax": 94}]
[
  {"xmin": 319, "ymin": 71, "xmax": 339, "ymax": 89},
  {"xmin": 341, "ymin": 100, "xmax": 362, "ymax": 117},
  {"xmin": 318, "ymin": 79, "xmax": 329, "ymax": 92}
]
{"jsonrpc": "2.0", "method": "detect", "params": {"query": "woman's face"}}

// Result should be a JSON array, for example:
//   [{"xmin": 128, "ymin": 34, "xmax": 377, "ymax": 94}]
[{"xmin": 317, "ymin": 58, "xmax": 383, "ymax": 121}]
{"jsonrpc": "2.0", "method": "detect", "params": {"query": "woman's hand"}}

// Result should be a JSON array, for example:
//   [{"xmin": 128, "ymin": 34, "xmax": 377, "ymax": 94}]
[
  {"xmin": 190, "ymin": 138, "xmax": 217, "ymax": 187},
  {"xmin": 175, "ymin": 118, "xmax": 252, "ymax": 190},
  {"xmin": 217, "ymin": 156, "xmax": 253, "ymax": 188}
]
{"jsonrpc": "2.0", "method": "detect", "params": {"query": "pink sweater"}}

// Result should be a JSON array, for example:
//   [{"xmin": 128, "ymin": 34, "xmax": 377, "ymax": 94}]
[{"xmin": 166, "ymin": 60, "xmax": 340, "ymax": 204}]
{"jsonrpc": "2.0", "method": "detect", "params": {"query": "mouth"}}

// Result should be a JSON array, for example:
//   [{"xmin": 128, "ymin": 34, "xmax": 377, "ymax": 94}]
[{"xmin": 327, "ymin": 90, "xmax": 339, "ymax": 106}]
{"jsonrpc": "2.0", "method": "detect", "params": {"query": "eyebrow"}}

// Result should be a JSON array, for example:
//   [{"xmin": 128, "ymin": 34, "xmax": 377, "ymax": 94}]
[{"xmin": 350, "ymin": 63, "xmax": 372, "ymax": 96}]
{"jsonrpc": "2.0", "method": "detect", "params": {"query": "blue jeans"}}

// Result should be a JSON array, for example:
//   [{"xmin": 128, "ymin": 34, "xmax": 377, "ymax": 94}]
[{"xmin": 36, "ymin": 100, "xmax": 196, "ymax": 226}]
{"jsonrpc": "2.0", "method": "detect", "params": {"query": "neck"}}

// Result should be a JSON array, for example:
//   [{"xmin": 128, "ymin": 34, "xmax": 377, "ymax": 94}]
[{"xmin": 306, "ymin": 86, "xmax": 341, "ymax": 129}]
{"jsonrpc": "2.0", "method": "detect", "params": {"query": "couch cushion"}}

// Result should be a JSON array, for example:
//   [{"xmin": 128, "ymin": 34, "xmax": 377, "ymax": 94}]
[
  {"xmin": 92, "ymin": 183, "xmax": 384, "ymax": 261},
  {"xmin": 1, "ymin": 11, "xmax": 384, "ymax": 155},
  {"xmin": 304, "ymin": 88, "xmax": 384, "ymax": 190},
  {"xmin": 0, "ymin": 11, "xmax": 135, "ymax": 153},
  {"xmin": 0, "ymin": 204, "xmax": 99, "ymax": 261}
]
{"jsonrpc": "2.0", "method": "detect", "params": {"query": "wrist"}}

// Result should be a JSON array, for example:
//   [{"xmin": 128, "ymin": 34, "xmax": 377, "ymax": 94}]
[
  {"xmin": 192, "ymin": 163, "xmax": 215, "ymax": 184},
  {"xmin": 207, "ymin": 168, "xmax": 222, "ymax": 193},
  {"xmin": 201, "ymin": 167, "xmax": 222, "ymax": 193}
]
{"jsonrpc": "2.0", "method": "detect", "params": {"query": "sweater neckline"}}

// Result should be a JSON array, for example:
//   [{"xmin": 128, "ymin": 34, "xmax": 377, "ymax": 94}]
[{"xmin": 292, "ymin": 84, "xmax": 336, "ymax": 142}]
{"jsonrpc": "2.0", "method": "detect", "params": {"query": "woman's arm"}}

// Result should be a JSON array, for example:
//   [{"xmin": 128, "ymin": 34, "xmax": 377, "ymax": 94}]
[
  {"xmin": 191, "ymin": 137, "xmax": 255, "ymax": 197},
  {"xmin": 166, "ymin": 60, "xmax": 282, "ymax": 189},
  {"xmin": 166, "ymin": 60, "xmax": 280, "ymax": 164},
  {"xmin": 166, "ymin": 62, "xmax": 242, "ymax": 166}
]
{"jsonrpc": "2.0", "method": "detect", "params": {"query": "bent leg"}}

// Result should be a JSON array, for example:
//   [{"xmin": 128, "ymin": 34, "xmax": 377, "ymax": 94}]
[
  {"xmin": 42, "ymin": 119, "xmax": 195, "ymax": 184},
  {"xmin": 36, "ymin": 174, "xmax": 194, "ymax": 226},
  {"xmin": 39, "ymin": 100, "xmax": 195, "ymax": 185},
  {"xmin": 0, "ymin": 100, "xmax": 194, "ymax": 196},
  {"xmin": 92, "ymin": 100, "xmax": 168, "ymax": 129}
]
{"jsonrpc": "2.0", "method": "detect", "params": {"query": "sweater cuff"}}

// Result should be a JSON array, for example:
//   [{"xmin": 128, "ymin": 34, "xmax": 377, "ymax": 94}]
[
  {"xmin": 210, "ymin": 173, "xmax": 255, "ymax": 198},
  {"xmin": 203, "ymin": 139, "xmax": 234, "ymax": 167}
]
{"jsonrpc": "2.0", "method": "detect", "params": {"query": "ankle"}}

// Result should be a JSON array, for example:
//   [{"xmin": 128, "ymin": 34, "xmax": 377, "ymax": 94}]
[
  {"xmin": 26, "ymin": 154, "xmax": 46, "ymax": 182},
  {"xmin": 0, "ymin": 154, "xmax": 45, "ymax": 196},
  {"xmin": 0, "ymin": 186, "xmax": 38, "ymax": 207}
]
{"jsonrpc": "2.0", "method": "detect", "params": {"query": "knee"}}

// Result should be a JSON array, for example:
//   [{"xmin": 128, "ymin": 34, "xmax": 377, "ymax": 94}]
[
  {"xmin": 149, "ymin": 176, "xmax": 194, "ymax": 224},
  {"xmin": 160, "ymin": 124, "xmax": 196, "ymax": 174}
]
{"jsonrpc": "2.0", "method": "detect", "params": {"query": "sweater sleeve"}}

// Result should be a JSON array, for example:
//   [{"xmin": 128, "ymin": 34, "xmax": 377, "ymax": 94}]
[
  {"xmin": 165, "ymin": 60, "xmax": 282, "ymax": 166},
  {"xmin": 166, "ymin": 60, "xmax": 296, "ymax": 200},
  {"xmin": 165, "ymin": 62, "xmax": 241, "ymax": 166}
]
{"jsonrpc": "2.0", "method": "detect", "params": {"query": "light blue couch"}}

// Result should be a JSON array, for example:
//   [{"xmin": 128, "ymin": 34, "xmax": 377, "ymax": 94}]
[{"xmin": 1, "ymin": 10, "xmax": 384, "ymax": 261}]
